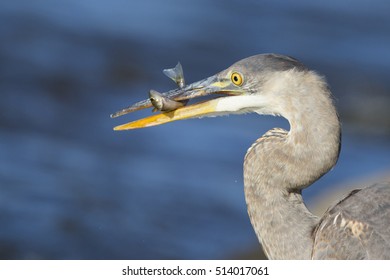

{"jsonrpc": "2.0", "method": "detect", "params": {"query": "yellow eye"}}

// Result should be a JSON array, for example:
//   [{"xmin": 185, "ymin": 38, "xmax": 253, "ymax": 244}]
[{"xmin": 231, "ymin": 72, "xmax": 243, "ymax": 86}]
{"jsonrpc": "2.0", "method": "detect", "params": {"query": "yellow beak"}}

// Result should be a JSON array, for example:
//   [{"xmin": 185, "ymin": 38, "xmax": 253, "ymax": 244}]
[{"xmin": 113, "ymin": 98, "xmax": 220, "ymax": 130}]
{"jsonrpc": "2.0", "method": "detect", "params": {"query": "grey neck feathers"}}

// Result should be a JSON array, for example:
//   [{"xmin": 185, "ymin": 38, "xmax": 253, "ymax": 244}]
[{"xmin": 243, "ymin": 70, "xmax": 341, "ymax": 259}]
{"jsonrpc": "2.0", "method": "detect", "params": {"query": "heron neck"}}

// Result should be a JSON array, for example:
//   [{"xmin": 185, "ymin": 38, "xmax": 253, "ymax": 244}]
[
  {"xmin": 246, "ymin": 188, "xmax": 318, "ymax": 259},
  {"xmin": 243, "ymin": 77, "xmax": 340, "ymax": 259}
]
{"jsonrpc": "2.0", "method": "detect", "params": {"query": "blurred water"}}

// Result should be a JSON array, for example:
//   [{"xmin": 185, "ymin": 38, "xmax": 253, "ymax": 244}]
[{"xmin": 0, "ymin": 0, "xmax": 389, "ymax": 259}]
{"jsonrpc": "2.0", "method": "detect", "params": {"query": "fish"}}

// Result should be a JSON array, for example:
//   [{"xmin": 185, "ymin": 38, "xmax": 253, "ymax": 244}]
[
  {"xmin": 149, "ymin": 90, "xmax": 186, "ymax": 112},
  {"xmin": 163, "ymin": 62, "xmax": 185, "ymax": 89},
  {"xmin": 110, "ymin": 62, "xmax": 188, "ymax": 117}
]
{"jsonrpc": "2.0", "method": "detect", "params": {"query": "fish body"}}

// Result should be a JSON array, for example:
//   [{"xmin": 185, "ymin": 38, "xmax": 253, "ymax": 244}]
[
  {"xmin": 149, "ymin": 90, "xmax": 185, "ymax": 112},
  {"xmin": 110, "ymin": 62, "xmax": 189, "ymax": 117}
]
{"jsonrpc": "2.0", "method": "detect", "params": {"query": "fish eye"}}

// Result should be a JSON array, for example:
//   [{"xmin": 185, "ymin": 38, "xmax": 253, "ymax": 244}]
[{"xmin": 231, "ymin": 72, "xmax": 243, "ymax": 86}]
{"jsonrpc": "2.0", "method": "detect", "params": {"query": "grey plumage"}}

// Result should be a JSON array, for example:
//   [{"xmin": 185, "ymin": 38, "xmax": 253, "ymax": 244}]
[
  {"xmin": 240, "ymin": 55, "xmax": 389, "ymax": 259},
  {"xmin": 312, "ymin": 183, "xmax": 390, "ymax": 259}
]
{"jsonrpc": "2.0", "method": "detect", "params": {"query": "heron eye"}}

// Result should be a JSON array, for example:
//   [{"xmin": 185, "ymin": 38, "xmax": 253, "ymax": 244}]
[{"xmin": 231, "ymin": 72, "xmax": 243, "ymax": 86}]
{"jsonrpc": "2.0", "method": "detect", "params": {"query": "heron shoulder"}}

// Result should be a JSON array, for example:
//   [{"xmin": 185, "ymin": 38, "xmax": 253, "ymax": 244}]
[{"xmin": 312, "ymin": 182, "xmax": 390, "ymax": 259}]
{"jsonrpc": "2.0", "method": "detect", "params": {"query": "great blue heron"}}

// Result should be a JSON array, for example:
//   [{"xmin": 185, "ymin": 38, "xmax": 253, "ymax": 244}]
[{"xmin": 111, "ymin": 54, "xmax": 390, "ymax": 259}]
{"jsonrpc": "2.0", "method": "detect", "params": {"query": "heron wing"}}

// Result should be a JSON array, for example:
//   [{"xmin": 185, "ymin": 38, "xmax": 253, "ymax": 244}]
[{"xmin": 312, "ymin": 182, "xmax": 390, "ymax": 259}]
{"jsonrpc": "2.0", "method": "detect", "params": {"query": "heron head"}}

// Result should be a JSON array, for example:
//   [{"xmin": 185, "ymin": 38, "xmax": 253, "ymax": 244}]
[{"xmin": 111, "ymin": 54, "xmax": 308, "ymax": 130}]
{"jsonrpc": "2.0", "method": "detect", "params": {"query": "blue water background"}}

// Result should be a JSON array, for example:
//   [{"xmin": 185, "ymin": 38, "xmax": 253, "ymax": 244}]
[{"xmin": 0, "ymin": 0, "xmax": 389, "ymax": 259}]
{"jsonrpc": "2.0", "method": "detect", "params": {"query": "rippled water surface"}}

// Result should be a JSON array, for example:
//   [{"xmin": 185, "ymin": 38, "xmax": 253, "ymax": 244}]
[{"xmin": 0, "ymin": 0, "xmax": 389, "ymax": 259}]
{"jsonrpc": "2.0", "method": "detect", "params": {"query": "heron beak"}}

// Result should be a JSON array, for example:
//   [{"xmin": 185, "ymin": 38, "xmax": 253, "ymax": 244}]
[{"xmin": 112, "ymin": 74, "xmax": 243, "ymax": 130}]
